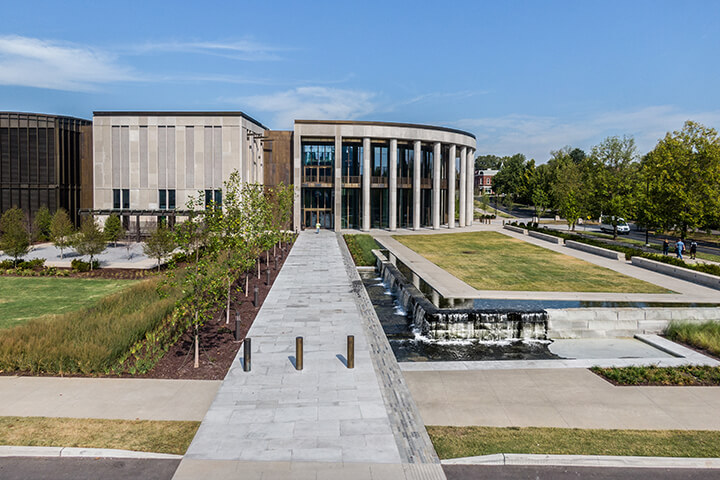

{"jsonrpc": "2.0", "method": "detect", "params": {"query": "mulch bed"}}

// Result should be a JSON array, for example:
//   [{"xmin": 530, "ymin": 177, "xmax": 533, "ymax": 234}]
[
  {"xmin": 1, "ymin": 268, "xmax": 154, "ymax": 280},
  {"xmin": 140, "ymin": 243, "xmax": 293, "ymax": 380}
]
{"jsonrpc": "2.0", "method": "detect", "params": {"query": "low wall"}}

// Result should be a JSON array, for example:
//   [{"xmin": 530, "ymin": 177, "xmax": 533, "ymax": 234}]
[
  {"xmin": 631, "ymin": 257, "xmax": 720, "ymax": 291},
  {"xmin": 529, "ymin": 230, "xmax": 563, "ymax": 244},
  {"xmin": 503, "ymin": 225, "xmax": 527, "ymax": 235},
  {"xmin": 547, "ymin": 307, "xmax": 720, "ymax": 338},
  {"xmin": 565, "ymin": 240, "xmax": 625, "ymax": 261}
]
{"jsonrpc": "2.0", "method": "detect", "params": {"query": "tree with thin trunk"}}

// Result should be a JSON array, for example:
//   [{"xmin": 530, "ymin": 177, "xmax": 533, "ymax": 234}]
[
  {"xmin": 50, "ymin": 208, "xmax": 74, "ymax": 259},
  {"xmin": 104, "ymin": 213, "xmax": 125, "ymax": 247},
  {"xmin": 33, "ymin": 205, "xmax": 53, "ymax": 242},
  {"xmin": 72, "ymin": 217, "xmax": 106, "ymax": 270},
  {"xmin": 0, "ymin": 207, "xmax": 30, "ymax": 267},
  {"xmin": 143, "ymin": 225, "xmax": 175, "ymax": 271}
]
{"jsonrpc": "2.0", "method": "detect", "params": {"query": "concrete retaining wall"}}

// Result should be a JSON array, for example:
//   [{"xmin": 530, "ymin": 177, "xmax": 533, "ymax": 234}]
[
  {"xmin": 547, "ymin": 307, "xmax": 720, "ymax": 338},
  {"xmin": 631, "ymin": 257, "xmax": 720, "ymax": 291},
  {"xmin": 529, "ymin": 230, "xmax": 563, "ymax": 244},
  {"xmin": 503, "ymin": 225, "xmax": 527, "ymax": 235},
  {"xmin": 565, "ymin": 240, "xmax": 625, "ymax": 261}
]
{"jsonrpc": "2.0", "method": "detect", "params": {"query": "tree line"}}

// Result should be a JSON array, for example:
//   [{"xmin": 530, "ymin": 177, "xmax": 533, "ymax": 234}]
[{"xmin": 485, "ymin": 121, "xmax": 720, "ymax": 238}]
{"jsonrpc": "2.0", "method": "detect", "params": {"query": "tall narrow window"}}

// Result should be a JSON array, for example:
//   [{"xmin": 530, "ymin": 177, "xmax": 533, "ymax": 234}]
[
  {"xmin": 159, "ymin": 190, "xmax": 167, "ymax": 210},
  {"xmin": 113, "ymin": 189, "xmax": 120, "ymax": 209},
  {"xmin": 122, "ymin": 189, "xmax": 130, "ymax": 209},
  {"xmin": 168, "ymin": 190, "xmax": 176, "ymax": 209},
  {"xmin": 205, "ymin": 189, "xmax": 213, "ymax": 209},
  {"xmin": 214, "ymin": 189, "xmax": 222, "ymax": 207}
]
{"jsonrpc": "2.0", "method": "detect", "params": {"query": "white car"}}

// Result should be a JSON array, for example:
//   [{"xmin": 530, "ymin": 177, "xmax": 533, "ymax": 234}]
[{"xmin": 600, "ymin": 216, "xmax": 630, "ymax": 234}]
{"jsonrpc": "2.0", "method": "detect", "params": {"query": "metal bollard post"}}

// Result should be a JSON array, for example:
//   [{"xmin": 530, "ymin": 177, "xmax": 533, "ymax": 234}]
[
  {"xmin": 243, "ymin": 338, "xmax": 251, "ymax": 372},
  {"xmin": 253, "ymin": 286, "xmax": 259, "ymax": 307},
  {"xmin": 266, "ymin": 268, "xmax": 271, "ymax": 285},
  {"xmin": 274, "ymin": 255, "xmax": 278, "ymax": 270},
  {"xmin": 347, "ymin": 335, "xmax": 354, "ymax": 369},
  {"xmin": 234, "ymin": 314, "xmax": 242, "ymax": 341},
  {"xmin": 295, "ymin": 336, "xmax": 303, "ymax": 370}
]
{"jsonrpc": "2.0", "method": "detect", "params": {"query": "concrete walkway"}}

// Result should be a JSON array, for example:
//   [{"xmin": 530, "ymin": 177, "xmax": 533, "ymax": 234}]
[
  {"xmin": 173, "ymin": 230, "xmax": 443, "ymax": 480},
  {"xmin": 0, "ymin": 377, "xmax": 219, "ymax": 421},
  {"xmin": 371, "ymin": 224, "xmax": 720, "ymax": 303},
  {"xmin": 404, "ymin": 368, "xmax": 720, "ymax": 430}
]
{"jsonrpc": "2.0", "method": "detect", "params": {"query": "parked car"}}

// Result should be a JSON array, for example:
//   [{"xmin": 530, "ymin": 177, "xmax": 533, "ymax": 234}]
[{"xmin": 600, "ymin": 216, "xmax": 630, "ymax": 234}]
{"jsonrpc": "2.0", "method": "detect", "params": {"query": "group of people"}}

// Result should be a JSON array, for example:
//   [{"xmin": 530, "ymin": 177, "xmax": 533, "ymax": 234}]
[{"xmin": 662, "ymin": 238, "xmax": 698, "ymax": 260}]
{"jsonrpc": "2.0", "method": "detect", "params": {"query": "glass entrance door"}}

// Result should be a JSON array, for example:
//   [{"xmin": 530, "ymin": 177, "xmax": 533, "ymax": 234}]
[{"xmin": 302, "ymin": 187, "xmax": 334, "ymax": 229}]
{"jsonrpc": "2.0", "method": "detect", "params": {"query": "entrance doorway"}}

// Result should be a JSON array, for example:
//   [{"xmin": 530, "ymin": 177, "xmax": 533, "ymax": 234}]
[{"xmin": 302, "ymin": 187, "xmax": 334, "ymax": 229}]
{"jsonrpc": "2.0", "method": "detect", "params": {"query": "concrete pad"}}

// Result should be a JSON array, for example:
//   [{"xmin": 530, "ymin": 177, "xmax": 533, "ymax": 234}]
[{"xmin": 548, "ymin": 338, "xmax": 674, "ymax": 359}]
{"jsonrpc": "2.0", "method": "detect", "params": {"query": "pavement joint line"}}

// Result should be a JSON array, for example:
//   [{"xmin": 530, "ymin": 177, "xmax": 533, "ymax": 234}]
[
  {"xmin": 442, "ymin": 453, "xmax": 720, "ymax": 469},
  {"xmin": 0, "ymin": 446, "xmax": 182, "ymax": 460}
]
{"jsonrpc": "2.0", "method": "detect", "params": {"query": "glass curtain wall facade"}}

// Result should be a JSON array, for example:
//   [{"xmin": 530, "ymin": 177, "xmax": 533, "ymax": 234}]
[
  {"xmin": 370, "ymin": 143, "xmax": 389, "ymax": 228},
  {"xmin": 341, "ymin": 141, "xmax": 362, "ymax": 229},
  {"xmin": 420, "ymin": 144, "xmax": 433, "ymax": 226},
  {"xmin": 397, "ymin": 143, "xmax": 414, "ymax": 228},
  {"xmin": 301, "ymin": 142, "xmax": 335, "ymax": 229}
]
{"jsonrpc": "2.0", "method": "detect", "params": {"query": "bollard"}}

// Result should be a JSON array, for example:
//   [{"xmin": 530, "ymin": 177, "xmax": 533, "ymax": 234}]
[
  {"xmin": 266, "ymin": 268, "xmax": 271, "ymax": 286},
  {"xmin": 234, "ymin": 314, "xmax": 242, "ymax": 341},
  {"xmin": 295, "ymin": 336, "xmax": 303, "ymax": 370},
  {"xmin": 274, "ymin": 255, "xmax": 278, "ymax": 270},
  {"xmin": 243, "ymin": 338, "xmax": 251, "ymax": 372},
  {"xmin": 347, "ymin": 335, "xmax": 354, "ymax": 369},
  {"xmin": 253, "ymin": 286, "xmax": 259, "ymax": 307}
]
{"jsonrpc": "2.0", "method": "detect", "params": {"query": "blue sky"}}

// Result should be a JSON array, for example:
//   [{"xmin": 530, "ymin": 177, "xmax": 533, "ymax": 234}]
[{"xmin": 2, "ymin": 0, "xmax": 719, "ymax": 162}]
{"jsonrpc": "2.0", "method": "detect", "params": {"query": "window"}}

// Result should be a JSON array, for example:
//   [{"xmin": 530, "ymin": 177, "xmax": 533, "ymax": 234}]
[
  {"xmin": 113, "ymin": 189, "xmax": 120, "ymax": 209},
  {"xmin": 168, "ymin": 190, "xmax": 176, "ymax": 209},
  {"xmin": 214, "ymin": 189, "xmax": 222, "ymax": 207},
  {"xmin": 122, "ymin": 189, "xmax": 130, "ymax": 209},
  {"xmin": 205, "ymin": 189, "xmax": 221, "ymax": 209},
  {"xmin": 159, "ymin": 190, "xmax": 167, "ymax": 210},
  {"xmin": 205, "ymin": 190, "xmax": 213, "ymax": 207}
]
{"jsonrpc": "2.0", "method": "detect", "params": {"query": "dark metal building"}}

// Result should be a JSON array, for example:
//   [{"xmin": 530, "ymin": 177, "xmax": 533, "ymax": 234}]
[{"xmin": 0, "ymin": 112, "xmax": 92, "ymax": 225}]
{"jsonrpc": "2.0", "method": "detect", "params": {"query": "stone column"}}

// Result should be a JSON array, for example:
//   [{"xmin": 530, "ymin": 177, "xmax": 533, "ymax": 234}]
[
  {"xmin": 389, "ymin": 138, "xmax": 398, "ymax": 231},
  {"xmin": 432, "ymin": 142, "xmax": 441, "ymax": 229},
  {"xmin": 362, "ymin": 137, "xmax": 371, "ymax": 231},
  {"xmin": 413, "ymin": 140, "xmax": 421, "ymax": 230},
  {"xmin": 447, "ymin": 144, "xmax": 456, "ymax": 229},
  {"xmin": 292, "ymin": 131, "xmax": 302, "ymax": 231},
  {"xmin": 334, "ymin": 130, "xmax": 342, "ymax": 231},
  {"xmin": 458, "ymin": 146, "xmax": 467, "ymax": 228},
  {"xmin": 466, "ymin": 149, "xmax": 474, "ymax": 226}
]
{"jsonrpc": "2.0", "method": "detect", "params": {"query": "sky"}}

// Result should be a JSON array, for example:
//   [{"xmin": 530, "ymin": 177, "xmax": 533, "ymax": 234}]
[{"xmin": 2, "ymin": 0, "xmax": 719, "ymax": 162}]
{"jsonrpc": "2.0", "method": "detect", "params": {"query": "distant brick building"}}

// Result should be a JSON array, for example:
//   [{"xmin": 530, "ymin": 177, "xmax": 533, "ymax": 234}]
[{"xmin": 475, "ymin": 169, "xmax": 497, "ymax": 194}]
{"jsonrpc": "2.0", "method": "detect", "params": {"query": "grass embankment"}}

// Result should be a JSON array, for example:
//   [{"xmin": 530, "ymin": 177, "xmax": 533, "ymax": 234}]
[
  {"xmin": 0, "ymin": 277, "xmax": 180, "ymax": 375},
  {"xmin": 0, "ymin": 416, "xmax": 199, "ymax": 455},
  {"xmin": 344, "ymin": 234, "xmax": 381, "ymax": 266},
  {"xmin": 0, "ymin": 277, "xmax": 132, "ymax": 330},
  {"xmin": 393, "ymin": 231, "xmax": 668, "ymax": 293},
  {"xmin": 667, "ymin": 321, "xmax": 720, "ymax": 357},
  {"xmin": 428, "ymin": 426, "xmax": 720, "ymax": 459}
]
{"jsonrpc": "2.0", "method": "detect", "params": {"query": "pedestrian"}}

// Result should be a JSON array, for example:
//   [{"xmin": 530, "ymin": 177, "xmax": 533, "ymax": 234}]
[
  {"xmin": 690, "ymin": 240, "xmax": 698, "ymax": 260},
  {"xmin": 662, "ymin": 239, "xmax": 669, "ymax": 256},
  {"xmin": 316, "ymin": 221, "xmax": 321, "ymax": 234},
  {"xmin": 676, "ymin": 238, "xmax": 685, "ymax": 260}
]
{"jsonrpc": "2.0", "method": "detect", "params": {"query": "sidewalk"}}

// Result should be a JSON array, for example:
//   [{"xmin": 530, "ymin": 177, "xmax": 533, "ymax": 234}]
[{"xmin": 173, "ymin": 230, "xmax": 443, "ymax": 480}]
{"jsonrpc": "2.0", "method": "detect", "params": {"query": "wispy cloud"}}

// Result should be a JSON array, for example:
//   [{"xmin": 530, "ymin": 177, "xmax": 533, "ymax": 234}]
[
  {"xmin": 230, "ymin": 87, "xmax": 377, "ymax": 128},
  {"xmin": 129, "ymin": 40, "xmax": 285, "ymax": 61},
  {"xmin": 0, "ymin": 35, "xmax": 136, "ymax": 91},
  {"xmin": 455, "ymin": 106, "xmax": 720, "ymax": 162}
]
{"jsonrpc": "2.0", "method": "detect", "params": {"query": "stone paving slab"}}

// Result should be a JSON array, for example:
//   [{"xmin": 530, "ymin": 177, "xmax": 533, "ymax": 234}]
[
  {"xmin": 174, "ymin": 231, "xmax": 444, "ymax": 480},
  {"xmin": 404, "ymin": 368, "xmax": 720, "ymax": 430},
  {"xmin": 0, "ymin": 377, "xmax": 220, "ymax": 421}
]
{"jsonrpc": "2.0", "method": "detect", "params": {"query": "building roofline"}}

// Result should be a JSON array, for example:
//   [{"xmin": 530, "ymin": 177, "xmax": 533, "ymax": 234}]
[
  {"xmin": 294, "ymin": 119, "xmax": 476, "ymax": 140},
  {"xmin": 93, "ymin": 111, "xmax": 268, "ymax": 130},
  {"xmin": 0, "ymin": 111, "xmax": 91, "ymax": 123}
]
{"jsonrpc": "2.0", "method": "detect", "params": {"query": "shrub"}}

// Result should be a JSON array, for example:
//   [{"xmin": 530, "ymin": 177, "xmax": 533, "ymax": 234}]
[
  {"xmin": 71, "ymin": 259, "xmax": 100, "ymax": 272},
  {"xmin": 344, "ymin": 234, "xmax": 380, "ymax": 266}
]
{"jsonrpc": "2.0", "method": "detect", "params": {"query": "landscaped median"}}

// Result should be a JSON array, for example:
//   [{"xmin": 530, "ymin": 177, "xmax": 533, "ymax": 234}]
[
  {"xmin": 0, "ymin": 416, "xmax": 199, "ymax": 455},
  {"xmin": 427, "ymin": 426, "xmax": 720, "ymax": 459},
  {"xmin": 343, "ymin": 234, "xmax": 380, "ymax": 266}
]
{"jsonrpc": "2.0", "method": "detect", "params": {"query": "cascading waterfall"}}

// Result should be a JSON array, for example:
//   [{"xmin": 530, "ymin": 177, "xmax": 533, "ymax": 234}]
[{"xmin": 378, "ymin": 260, "xmax": 548, "ymax": 341}]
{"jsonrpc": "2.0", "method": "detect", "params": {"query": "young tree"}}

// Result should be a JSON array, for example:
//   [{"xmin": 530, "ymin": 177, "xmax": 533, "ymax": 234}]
[
  {"xmin": 643, "ymin": 121, "xmax": 720, "ymax": 237},
  {"xmin": 104, "ymin": 213, "xmax": 124, "ymax": 247},
  {"xmin": 72, "ymin": 217, "xmax": 106, "ymax": 270},
  {"xmin": 33, "ymin": 206, "xmax": 53, "ymax": 242},
  {"xmin": 50, "ymin": 208, "xmax": 74, "ymax": 259},
  {"xmin": 0, "ymin": 207, "xmax": 30, "ymax": 267},
  {"xmin": 550, "ymin": 153, "xmax": 585, "ymax": 231},
  {"xmin": 143, "ymin": 225, "xmax": 176, "ymax": 271}
]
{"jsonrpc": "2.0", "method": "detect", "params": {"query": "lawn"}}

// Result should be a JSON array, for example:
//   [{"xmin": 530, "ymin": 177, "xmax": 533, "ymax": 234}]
[
  {"xmin": 393, "ymin": 231, "xmax": 668, "ymax": 293},
  {"xmin": 0, "ymin": 277, "xmax": 133, "ymax": 329},
  {"xmin": 0, "ymin": 416, "xmax": 199, "ymax": 455},
  {"xmin": 428, "ymin": 426, "xmax": 720, "ymax": 459}
]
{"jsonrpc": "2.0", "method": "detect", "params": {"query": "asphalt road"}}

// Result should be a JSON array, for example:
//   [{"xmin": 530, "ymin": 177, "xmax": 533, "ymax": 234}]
[
  {"xmin": 444, "ymin": 465, "xmax": 720, "ymax": 480},
  {"xmin": 0, "ymin": 457, "xmax": 180, "ymax": 480}
]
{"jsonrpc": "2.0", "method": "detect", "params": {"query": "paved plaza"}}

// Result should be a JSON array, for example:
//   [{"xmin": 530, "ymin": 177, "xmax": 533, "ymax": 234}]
[{"xmin": 0, "ymin": 242, "xmax": 158, "ymax": 269}]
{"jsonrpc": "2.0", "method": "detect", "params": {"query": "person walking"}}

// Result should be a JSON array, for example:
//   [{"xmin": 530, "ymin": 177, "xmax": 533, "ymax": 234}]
[
  {"xmin": 690, "ymin": 240, "xmax": 698, "ymax": 260},
  {"xmin": 316, "ymin": 221, "xmax": 321, "ymax": 234},
  {"xmin": 676, "ymin": 238, "xmax": 685, "ymax": 260},
  {"xmin": 663, "ymin": 239, "xmax": 669, "ymax": 256}
]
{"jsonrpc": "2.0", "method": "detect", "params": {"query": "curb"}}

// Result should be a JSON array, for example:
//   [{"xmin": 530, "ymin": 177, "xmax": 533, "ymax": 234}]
[
  {"xmin": 0, "ymin": 446, "xmax": 182, "ymax": 460},
  {"xmin": 442, "ymin": 453, "xmax": 720, "ymax": 469}
]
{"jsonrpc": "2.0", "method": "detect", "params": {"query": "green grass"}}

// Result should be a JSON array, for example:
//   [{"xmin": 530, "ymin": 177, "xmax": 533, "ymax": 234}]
[
  {"xmin": 344, "ymin": 234, "xmax": 381, "ymax": 266},
  {"xmin": 393, "ymin": 231, "xmax": 668, "ymax": 293},
  {"xmin": 0, "ymin": 277, "xmax": 179, "ymax": 374},
  {"xmin": 428, "ymin": 426, "xmax": 720, "ymax": 459},
  {"xmin": 591, "ymin": 365, "xmax": 720, "ymax": 386},
  {"xmin": 667, "ymin": 321, "xmax": 720, "ymax": 358},
  {"xmin": 0, "ymin": 416, "xmax": 199, "ymax": 455},
  {"xmin": 583, "ymin": 232, "xmax": 720, "ymax": 263},
  {"xmin": 0, "ymin": 277, "xmax": 133, "ymax": 329}
]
